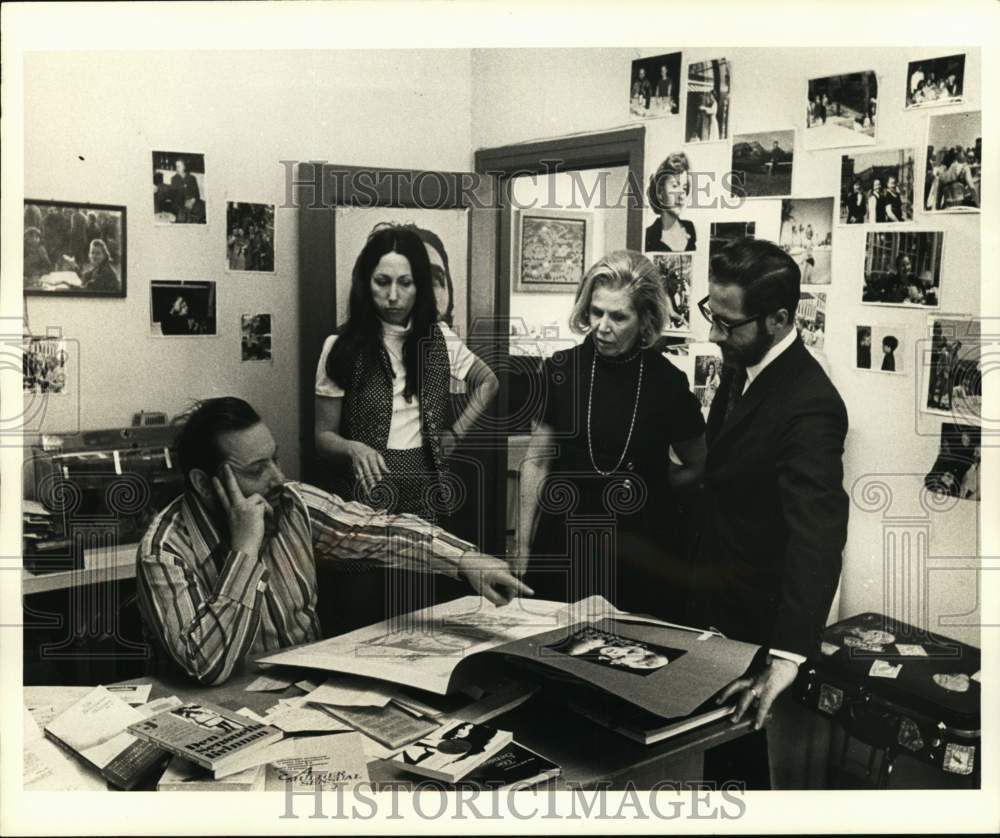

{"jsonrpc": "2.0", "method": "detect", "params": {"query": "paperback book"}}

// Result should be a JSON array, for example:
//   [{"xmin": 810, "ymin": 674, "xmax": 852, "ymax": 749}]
[
  {"xmin": 386, "ymin": 721, "xmax": 512, "ymax": 783},
  {"xmin": 127, "ymin": 700, "xmax": 283, "ymax": 777}
]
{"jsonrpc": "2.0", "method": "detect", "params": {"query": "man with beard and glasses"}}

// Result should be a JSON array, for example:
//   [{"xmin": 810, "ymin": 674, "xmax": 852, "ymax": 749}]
[
  {"xmin": 136, "ymin": 397, "xmax": 529, "ymax": 686},
  {"xmin": 690, "ymin": 238, "xmax": 849, "ymax": 789}
]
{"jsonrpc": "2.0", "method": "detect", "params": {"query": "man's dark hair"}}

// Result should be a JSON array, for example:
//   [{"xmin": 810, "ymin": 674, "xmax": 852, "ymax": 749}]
[
  {"xmin": 709, "ymin": 237, "xmax": 800, "ymax": 322},
  {"xmin": 175, "ymin": 397, "xmax": 261, "ymax": 489}
]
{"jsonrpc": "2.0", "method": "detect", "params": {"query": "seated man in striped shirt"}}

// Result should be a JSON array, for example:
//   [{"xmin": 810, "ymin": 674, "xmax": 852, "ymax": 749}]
[{"xmin": 137, "ymin": 397, "xmax": 531, "ymax": 685}]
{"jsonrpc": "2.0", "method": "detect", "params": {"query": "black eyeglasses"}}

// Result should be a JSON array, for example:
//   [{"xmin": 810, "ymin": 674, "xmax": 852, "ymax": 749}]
[{"xmin": 697, "ymin": 296, "xmax": 761, "ymax": 337}]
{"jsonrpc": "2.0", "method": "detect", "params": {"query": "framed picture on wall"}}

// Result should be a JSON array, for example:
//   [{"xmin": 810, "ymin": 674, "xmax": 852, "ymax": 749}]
[
  {"xmin": 923, "ymin": 315, "xmax": 981, "ymax": 423},
  {"xmin": 905, "ymin": 53, "xmax": 966, "ymax": 110},
  {"xmin": 152, "ymin": 150, "xmax": 207, "ymax": 224},
  {"xmin": 24, "ymin": 199, "xmax": 126, "ymax": 297},
  {"xmin": 227, "ymin": 202, "xmax": 276, "ymax": 271},
  {"xmin": 861, "ymin": 231, "xmax": 943, "ymax": 307},
  {"xmin": 514, "ymin": 208, "xmax": 593, "ymax": 293},
  {"xmin": 925, "ymin": 110, "xmax": 981, "ymax": 213},
  {"xmin": 150, "ymin": 280, "xmax": 217, "ymax": 337}
]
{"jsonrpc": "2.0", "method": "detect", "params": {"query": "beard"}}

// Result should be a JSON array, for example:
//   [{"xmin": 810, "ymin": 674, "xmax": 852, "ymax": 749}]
[{"xmin": 720, "ymin": 324, "xmax": 773, "ymax": 369}]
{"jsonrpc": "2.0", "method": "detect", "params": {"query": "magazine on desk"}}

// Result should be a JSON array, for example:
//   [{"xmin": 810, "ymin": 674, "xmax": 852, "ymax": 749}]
[{"xmin": 259, "ymin": 596, "xmax": 759, "ymax": 732}]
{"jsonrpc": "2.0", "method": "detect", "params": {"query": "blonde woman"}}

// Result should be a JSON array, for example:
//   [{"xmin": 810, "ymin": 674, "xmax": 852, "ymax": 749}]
[{"xmin": 518, "ymin": 250, "xmax": 706, "ymax": 618}]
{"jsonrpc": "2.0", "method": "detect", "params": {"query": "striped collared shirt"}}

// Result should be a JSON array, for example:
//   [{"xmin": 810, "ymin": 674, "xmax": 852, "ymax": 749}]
[{"xmin": 136, "ymin": 481, "xmax": 471, "ymax": 685}]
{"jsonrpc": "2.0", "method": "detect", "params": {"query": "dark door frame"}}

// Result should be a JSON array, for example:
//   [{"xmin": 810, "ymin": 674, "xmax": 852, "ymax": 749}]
[
  {"xmin": 296, "ymin": 163, "xmax": 501, "ymax": 551},
  {"xmin": 472, "ymin": 127, "xmax": 646, "ymax": 558}
]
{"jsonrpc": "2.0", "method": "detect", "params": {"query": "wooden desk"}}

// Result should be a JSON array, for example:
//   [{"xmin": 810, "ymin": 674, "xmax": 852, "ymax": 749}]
[{"xmin": 117, "ymin": 667, "xmax": 756, "ymax": 791}]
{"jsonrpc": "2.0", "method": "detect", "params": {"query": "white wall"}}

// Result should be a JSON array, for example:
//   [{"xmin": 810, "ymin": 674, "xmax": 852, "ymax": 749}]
[
  {"xmin": 23, "ymin": 49, "xmax": 473, "ymax": 480},
  {"xmin": 472, "ymin": 47, "xmax": 983, "ymax": 645}
]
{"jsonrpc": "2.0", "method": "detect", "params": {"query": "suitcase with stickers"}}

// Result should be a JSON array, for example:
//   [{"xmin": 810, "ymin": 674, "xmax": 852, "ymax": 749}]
[{"xmin": 795, "ymin": 611, "xmax": 981, "ymax": 785}]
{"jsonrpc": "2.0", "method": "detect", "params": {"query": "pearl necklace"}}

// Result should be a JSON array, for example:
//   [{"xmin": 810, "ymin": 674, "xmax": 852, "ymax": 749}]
[{"xmin": 587, "ymin": 346, "xmax": 643, "ymax": 477}]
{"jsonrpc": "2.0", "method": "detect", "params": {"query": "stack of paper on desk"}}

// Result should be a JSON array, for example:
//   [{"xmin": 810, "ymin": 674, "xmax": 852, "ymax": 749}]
[
  {"xmin": 23, "ymin": 706, "xmax": 108, "ymax": 792},
  {"xmin": 259, "ymin": 595, "xmax": 760, "ymax": 723}
]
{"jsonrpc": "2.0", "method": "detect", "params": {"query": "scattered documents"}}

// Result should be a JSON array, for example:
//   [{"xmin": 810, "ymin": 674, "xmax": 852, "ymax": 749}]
[
  {"xmin": 246, "ymin": 673, "xmax": 299, "ymax": 693},
  {"xmin": 304, "ymin": 676, "xmax": 396, "ymax": 709},
  {"xmin": 265, "ymin": 732, "xmax": 370, "ymax": 791}
]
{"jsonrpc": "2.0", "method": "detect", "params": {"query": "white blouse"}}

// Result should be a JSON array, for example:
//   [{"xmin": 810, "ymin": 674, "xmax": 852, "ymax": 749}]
[{"xmin": 315, "ymin": 322, "xmax": 476, "ymax": 450}]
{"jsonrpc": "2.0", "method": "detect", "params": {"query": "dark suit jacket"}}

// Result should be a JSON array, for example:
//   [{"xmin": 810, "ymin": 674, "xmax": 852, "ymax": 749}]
[{"xmin": 689, "ymin": 336, "xmax": 849, "ymax": 659}]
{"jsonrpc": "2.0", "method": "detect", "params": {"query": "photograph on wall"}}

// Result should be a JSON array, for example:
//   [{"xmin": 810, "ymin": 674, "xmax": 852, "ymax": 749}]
[
  {"xmin": 150, "ymin": 280, "xmax": 217, "ymax": 337},
  {"xmin": 796, "ymin": 291, "xmax": 826, "ymax": 352},
  {"xmin": 855, "ymin": 324, "xmax": 906, "ymax": 374},
  {"xmin": 514, "ymin": 208, "xmax": 592, "ymax": 293},
  {"xmin": 24, "ymin": 200, "xmax": 125, "ymax": 297},
  {"xmin": 805, "ymin": 71, "xmax": 878, "ymax": 150},
  {"xmin": 545, "ymin": 626, "xmax": 684, "ymax": 676},
  {"xmin": 924, "ymin": 423, "xmax": 980, "ymax": 503},
  {"xmin": 334, "ymin": 207, "xmax": 469, "ymax": 335},
  {"xmin": 729, "ymin": 130, "xmax": 794, "ymax": 199},
  {"xmin": 648, "ymin": 253, "xmax": 691, "ymax": 332},
  {"xmin": 780, "ymin": 198, "xmax": 833, "ymax": 285},
  {"xmin": 644, "ymin": 150, "xmax": 697, "ymax": 253},
  {"xmin": 693, "ymin": 352, "xmax": 724, "ymax": 416},
  {"xmin": 708, "ymin": 220, "xmax": 755, "ymax": 262},
  {"xmin": 905, "ymin": 53, "xmax": 966, "ymax": 110},
  {"xmin": 241, "ymin": 313, "xmax": 272, "ymax": 362},
  {"xmin": 23, "ymin": 336, "xmax": 69, "ymax": 395},
  {"xmin": 152, "ymin": 150, "xmax": 206, "ymax": 224},
  {"xmin": 227, "ymin": 202, "xmax": 276, "ymax": 271},
  {"xmin": 839, "ymin": 148, "xmax": 915, "ymax": 224},
  {"xmin": 629, "ymin": 52, "xmax": 681, "ymax": 119},
  {"xmin": 685, "ymin": 58, "xmax": 730, "ymax": 143},
  {"xmin": 924, "ymin": 316, "xmax": 981, "ymax": 422},
  {"xmin": 925, "ymin": 110, "xmax": 981, "ymax": 213},
  {"xmin": 861, "ymin": 231, "xmax": 943, "ymax": 307}
]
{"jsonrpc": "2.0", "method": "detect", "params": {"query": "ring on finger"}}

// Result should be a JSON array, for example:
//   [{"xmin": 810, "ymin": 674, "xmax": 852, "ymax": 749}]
[{"xmin": 749, "ymin": 686, "xmax": 760, "ymax": 699}]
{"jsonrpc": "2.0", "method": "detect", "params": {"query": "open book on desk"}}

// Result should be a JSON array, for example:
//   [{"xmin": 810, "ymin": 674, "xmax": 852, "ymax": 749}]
[{"xmin": 259, "ymin": 596, "xmax": 759, "ymax": 727}]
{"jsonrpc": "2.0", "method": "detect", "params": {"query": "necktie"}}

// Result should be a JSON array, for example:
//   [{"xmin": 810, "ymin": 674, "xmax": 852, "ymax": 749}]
[{"xmin": 724, "ymin": 366, "xmax": 748, "ymax": 422}]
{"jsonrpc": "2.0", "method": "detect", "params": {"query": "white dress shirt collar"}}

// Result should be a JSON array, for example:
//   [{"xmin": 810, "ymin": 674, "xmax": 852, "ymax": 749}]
[{"xmin": 744, "ymin": 327, "xmax": 797, "ymax": 391}]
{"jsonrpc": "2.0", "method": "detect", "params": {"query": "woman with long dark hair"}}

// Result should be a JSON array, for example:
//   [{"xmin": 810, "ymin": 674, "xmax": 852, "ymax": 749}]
[{"xmin": 314, "ymin": 224, "xmax": 497, "ymax": 520}]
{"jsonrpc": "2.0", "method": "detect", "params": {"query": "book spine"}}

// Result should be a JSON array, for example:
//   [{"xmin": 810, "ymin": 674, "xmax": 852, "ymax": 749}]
[
  {"xmin": 127, "ymin": 726, "xmax": 213, "ymax": 771},
  {"xmin": 102, "ymin": 740, "xmax": 171, "ymax": 790}
]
